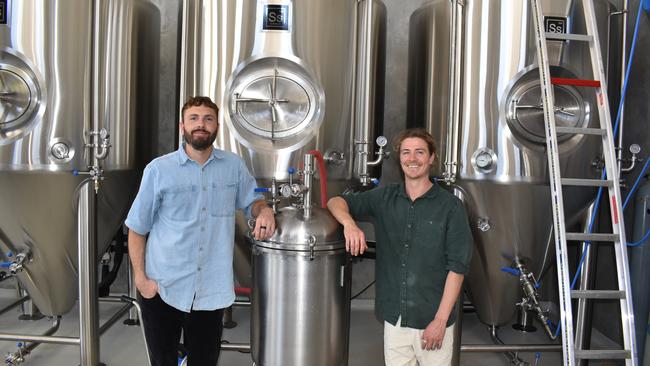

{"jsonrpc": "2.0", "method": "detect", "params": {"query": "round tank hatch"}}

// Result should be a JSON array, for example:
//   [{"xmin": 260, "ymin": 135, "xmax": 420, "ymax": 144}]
[
  {"xmin": 0, "ymin": 69, "xmax": 32, "ymax": 125},
  {"xmin": 0, "ymin": 58, "xmax": 44, "ymax": 146},
  {"xmin": 234, "ymin": 72, "xmax": 311, "ymax": 139},
  {"xmin": 505, "ymin": 66, "xmax": 589, "ymax": 145},
  {"xmin": 226, "ymin": 57, "xmax": 325, "ymax": 151}
]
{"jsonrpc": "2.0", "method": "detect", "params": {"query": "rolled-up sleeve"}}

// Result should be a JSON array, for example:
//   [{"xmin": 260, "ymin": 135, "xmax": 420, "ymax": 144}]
[
  {"xmin": 444, "ymin": 200, "xmax": 473, "ymax": 274},
  {"xmin": 342, "ymin": 187, "xmax": 383, "ymax": 219},
  {"xmin": 125, "ymin": 165, "xmax": 160, "ymax": 235},
  {"xmin": 236, "ymin": 160, "xmax": 264, "ymax": 218}
]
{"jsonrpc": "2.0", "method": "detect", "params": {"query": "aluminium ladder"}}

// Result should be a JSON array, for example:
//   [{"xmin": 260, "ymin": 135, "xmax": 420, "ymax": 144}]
[{"xmin": 529, "ymin": 0, "xmax": 637, "ymax": 365}]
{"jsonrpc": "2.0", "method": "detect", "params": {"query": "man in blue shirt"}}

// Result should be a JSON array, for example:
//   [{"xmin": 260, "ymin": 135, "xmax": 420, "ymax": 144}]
[{"xmin": 125, "ymin": 96, "xmax": 274, "ymax": 366}]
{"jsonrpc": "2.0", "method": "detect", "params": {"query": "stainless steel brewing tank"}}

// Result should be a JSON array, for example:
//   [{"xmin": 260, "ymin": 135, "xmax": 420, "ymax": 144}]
[
  {"xmin": 0, "ymin": 0, "xmax": 159, "ymax": 316},
  {"xmin": 180, "ymin": 0, "xmax": 386, "ymax": 286},
  {"xmin": 407, "ymin": 0, "xmax": 617, "ymax": 326},
  {"xmin": 249, "ymin": 206, "xmax": 351, "ymax": 366}
]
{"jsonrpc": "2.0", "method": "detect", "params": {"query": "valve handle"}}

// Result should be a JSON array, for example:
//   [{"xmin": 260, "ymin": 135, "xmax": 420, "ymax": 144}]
[{"xmin": 500, "ymin": 266, "xmax": 521, "ymax": 276}]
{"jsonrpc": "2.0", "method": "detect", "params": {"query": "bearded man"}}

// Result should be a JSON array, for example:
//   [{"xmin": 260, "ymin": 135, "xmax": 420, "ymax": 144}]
[{"xmin": 125, "ymin": 96, "xmax": 275, "ymax": 366}]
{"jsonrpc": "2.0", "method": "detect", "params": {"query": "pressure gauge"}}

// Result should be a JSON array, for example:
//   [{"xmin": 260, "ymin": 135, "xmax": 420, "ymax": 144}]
[
  {"xmin": 629, "ymin": 144, "xmax": 641, "ymax": 155},
  {"xmin": 471, "ymin": 148, "xmax": 497, "ymax": 173},
  {"xmin": 376, "ymin": 135, "xmax": 388, "ymax": 147}
]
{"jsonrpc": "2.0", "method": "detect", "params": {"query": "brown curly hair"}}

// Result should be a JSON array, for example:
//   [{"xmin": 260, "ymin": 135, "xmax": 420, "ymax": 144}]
[
  {"xmin": 181, "ymin": 96, "xmax": 219, "ymax": 119},
  {"xmin": 393, "ymin": 128, "xmax": 436, "ymax": 156}
]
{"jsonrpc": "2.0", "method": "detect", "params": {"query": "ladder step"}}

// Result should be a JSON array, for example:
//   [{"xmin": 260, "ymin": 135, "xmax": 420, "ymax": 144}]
[
  {"xmin": 545, "ymin": 32, "xmax": 593, "ymax": 42},
  {"xmin": 575, "ymin": 349, "xmax": 631, "ymax": 360},
  {"xmin": 551, "ymin": 77, "xmax": 601, "ymax": 88},
  {"xmin": 561, "ymin": 178, "xmax": 612, "ymax": 187},
  {"xmin": 555, "ymin": 126, "xmax": 606, "ymax": 136},
  {"xmin": 571, "ymin": 290, "xmax": 626, "ymax": 299},
  {"xmin": 566, "ymin": 233, "xmax": 619, "ymax": 242}
]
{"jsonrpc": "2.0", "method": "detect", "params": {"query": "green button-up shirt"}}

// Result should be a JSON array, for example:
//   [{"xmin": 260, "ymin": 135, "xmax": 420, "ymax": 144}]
[{"xmin": 343, "ymin": 182, "xmax": 472, "ymax": 329}]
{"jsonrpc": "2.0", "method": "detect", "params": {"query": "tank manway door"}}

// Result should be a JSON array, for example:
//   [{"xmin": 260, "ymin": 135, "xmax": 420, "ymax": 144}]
[
  {"xmin": 224, "ymin": 0, "xmax": 325, "ymax": 152},
  {"xmin": 228, "ymin": 58, "xmax": 323, "ymax": 149},
  {"xmin": 0, "ymin": 62, "xmax": 42, "ymax": 144}
]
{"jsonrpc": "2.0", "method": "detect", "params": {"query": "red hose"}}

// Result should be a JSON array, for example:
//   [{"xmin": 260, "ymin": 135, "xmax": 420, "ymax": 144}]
[{"xmin": 307, "ymin": 150, "xmax": 328, "ymax": 208}]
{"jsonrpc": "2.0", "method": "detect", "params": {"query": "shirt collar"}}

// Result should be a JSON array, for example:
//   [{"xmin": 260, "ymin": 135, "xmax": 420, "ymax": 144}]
[
  {"xmin": 177, "ymin": 143, "xmax": 224, "ymax": 165},
  {"xmin": 398, "ymin": 178, "xmax": 439, "ymax": 200}
]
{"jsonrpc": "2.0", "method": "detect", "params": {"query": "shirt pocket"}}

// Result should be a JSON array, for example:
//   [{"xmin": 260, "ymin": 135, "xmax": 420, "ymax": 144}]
[
  {"xmin": 160, "ymin": 184, "xmax": 197, "ymax": 220},
  {"xmin": 211, "ymin": 181, "xmax": 237, "ymax": 217},
  {"xmin": 418, "ymin": 219, "xmax": 445, "ymax": 253}
]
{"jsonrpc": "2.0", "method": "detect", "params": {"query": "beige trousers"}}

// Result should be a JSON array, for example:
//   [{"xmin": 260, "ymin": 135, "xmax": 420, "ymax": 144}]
[{"xmin": 384, "ymin": 316, "xmax": 455, "ymax": 366}]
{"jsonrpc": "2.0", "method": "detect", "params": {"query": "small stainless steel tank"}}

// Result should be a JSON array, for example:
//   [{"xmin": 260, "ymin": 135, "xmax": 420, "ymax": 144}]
[{"xmin": 248, "ymin": 156, "xmax": 351, "ymax": 366}]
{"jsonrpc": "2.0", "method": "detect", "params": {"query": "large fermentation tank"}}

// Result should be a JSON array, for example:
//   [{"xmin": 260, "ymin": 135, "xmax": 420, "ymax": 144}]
[
  {"xmin": 180, "ymin": 0, "xmax": 386, "ymax": 285},
  {"xmin": 249, "ymin": 205, "xmax": 350, "ymax": 366},
  {"xmin": 0, "ymin": 0, "xmax": 159, "ymax": 316},
  {"xmin": 407, "ymin": 0, "xmax": 617, "ymax": 326}
]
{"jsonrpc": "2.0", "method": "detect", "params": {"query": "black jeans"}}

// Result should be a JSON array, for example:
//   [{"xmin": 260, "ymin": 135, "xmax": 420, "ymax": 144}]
[{"xmin": 139, "ymin": 294, "xmax": 224, "ymax": 366}]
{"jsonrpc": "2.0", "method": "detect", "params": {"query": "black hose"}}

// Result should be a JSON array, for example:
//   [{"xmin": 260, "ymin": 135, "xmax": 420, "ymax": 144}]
[{"xmin": 98, "ymin": 228, "xmax": 127, "ymax": 297}]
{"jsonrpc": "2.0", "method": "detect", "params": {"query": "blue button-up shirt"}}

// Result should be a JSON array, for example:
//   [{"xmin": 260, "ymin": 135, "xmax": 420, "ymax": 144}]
[{"xmin": 125, "ymin": 145, "xmax": 262, "ymax": 312}]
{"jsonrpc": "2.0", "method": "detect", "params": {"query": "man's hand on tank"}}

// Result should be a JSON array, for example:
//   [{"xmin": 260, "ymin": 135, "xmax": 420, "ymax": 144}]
[
  {"xmin": 253, "ymin": 206, "xmax": 276, "ymax": 240},
  {"xmin": 343, "ymin": 223, "xmax": 367, "ymax": 256}
]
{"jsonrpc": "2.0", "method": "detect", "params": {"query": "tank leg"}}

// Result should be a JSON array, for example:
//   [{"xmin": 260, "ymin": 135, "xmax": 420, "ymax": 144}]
[
  {"xmin": 223, "ymin": 306, "xmax": 237, "ymax": 329},
  {"xmin": 16, "ymin": 286, "xmax": 43, "ymax": 321},
  {"xmin": 123, "ymin": 262, "xmax": 140, "ymax": 326}
]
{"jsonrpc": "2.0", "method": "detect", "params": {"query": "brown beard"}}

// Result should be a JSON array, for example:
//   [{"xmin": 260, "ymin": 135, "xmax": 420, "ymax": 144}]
[{"xmin": 183, "ymin": 128, "xmax": 217, "ymax": 150}]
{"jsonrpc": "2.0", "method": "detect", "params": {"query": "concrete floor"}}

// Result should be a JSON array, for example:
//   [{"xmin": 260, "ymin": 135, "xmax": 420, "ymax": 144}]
[{"xmin": 0, "ymin": 289, "xmax": 621, "ymax": 366}]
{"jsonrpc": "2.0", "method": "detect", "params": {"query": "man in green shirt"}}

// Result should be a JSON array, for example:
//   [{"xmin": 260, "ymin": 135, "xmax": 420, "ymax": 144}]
[{"xmin": 327, "ymin": 128, "xmax": 472, "ymax": 366}]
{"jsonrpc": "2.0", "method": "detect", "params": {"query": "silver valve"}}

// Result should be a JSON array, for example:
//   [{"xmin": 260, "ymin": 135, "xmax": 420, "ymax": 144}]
[
  {"xmin": 278, "ymin": 167, "xmax": 306, "ymax": 199},
  {"xmin": 358, "ymin": 136, "xmax": 389, "ymax": 186},
  {"xmin": 6, "ymin": 251, "xmax": 30, "ymax": 275},
  {"xmin": 79, "ymin": 128, "xmax": 112, "ymax": 193},
  {"xmin": 367, "ymin": 135, "xmax": 389, "ymax": 167},
  {"xmin": 621, "ymin": 143, "xmax": 642, "ymax": 173}
]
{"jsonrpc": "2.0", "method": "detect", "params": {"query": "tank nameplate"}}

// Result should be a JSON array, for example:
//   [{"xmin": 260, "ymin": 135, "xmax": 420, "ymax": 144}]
[
  {"xmin": 263, "ymin": 4, "xmax": 289, "ymax": 31},
  {"xmin": 544, "ymin": 16, "xmax": 567, "ymax": 34}
]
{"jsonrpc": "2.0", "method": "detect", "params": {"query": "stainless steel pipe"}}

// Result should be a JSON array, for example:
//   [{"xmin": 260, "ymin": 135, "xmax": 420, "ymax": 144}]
[
  {"xmin": 0, "ymin": 333, "xmax": 80, "ymax": 345},
  {"xmin": 460, "ymin": 344, "xmax": 562, "ymax": 352},
  {"xmin": 221, "ymin": 343, "xmax": 251, "ymax": 352},
  {"xmin": 77, "ymin": 181, "xmax": 100, "ymax": 365}
]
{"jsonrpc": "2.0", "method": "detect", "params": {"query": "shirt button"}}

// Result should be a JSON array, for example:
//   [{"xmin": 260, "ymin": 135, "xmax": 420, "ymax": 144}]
[
  {"xmin": 407, "ymin": 224, "xmax": 411, "ymax": 228},
  {"xmin": 405, "ymin": 244, "xmax": 409, "ymax": 248},
  {"xmin": 203, "ymin": 186, "xmax": 207, "ymax": 191},
  {"xmin": 198, "ymin": 267, "xmax": 202, "ymax": 271},
  {"xmin": 402, "ymin": 281, "xmax": 406, "ymax": 285},
  {"xmin": 201, "ymin": 227, "xmax": 205, "ymax": 231},
  {"xmin": 202, "ymin": 207, "xmax": 206, "ymax": 211},
  {"xmin": 402, "ymin": 263, "xmax": 406, "ymax": 267}
]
